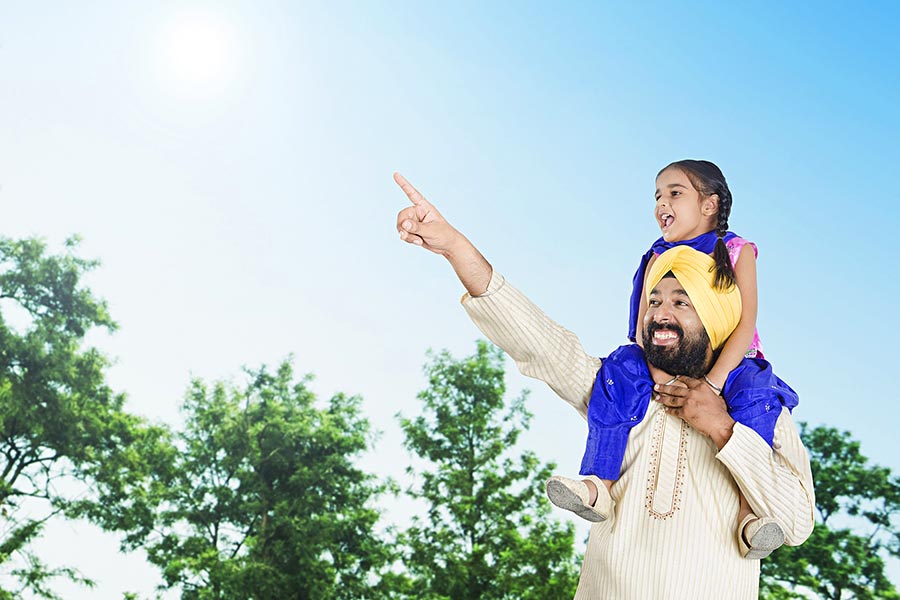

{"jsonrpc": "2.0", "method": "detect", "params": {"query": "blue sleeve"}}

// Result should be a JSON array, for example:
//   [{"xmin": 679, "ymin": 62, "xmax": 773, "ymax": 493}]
[{"xmin": 723, "ymin": 358, "xmax": 799, "ymax": 447}]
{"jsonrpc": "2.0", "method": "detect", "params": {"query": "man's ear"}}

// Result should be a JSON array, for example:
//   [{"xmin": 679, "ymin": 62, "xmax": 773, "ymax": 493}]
[{"xmin": 702, "ymin": 194, "xmax": 719, "ymax": 217}]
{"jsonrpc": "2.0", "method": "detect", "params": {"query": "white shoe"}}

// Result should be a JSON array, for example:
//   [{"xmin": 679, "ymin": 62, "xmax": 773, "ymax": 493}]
[
  {"xmin": 545, "ymin": 475, "xmax": 613, "ymax": 523},
  {"xmin": 739, "ymin": 515, "xmax": 784, "ymax": 559}
]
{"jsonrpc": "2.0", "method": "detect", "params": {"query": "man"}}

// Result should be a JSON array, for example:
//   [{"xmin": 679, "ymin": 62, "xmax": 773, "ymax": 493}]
[{"xmin": 394, "ymin": 173, "xmax": 815, "ymax": 599}]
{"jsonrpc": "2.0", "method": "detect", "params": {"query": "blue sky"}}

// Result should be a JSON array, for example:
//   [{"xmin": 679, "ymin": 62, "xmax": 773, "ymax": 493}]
[{"xmin": 1, "ymin": 1, "xmax": 898, "ymax": 597}]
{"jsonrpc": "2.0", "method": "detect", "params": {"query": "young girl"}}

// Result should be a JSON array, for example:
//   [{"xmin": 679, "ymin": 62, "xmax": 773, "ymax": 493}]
[{"xmin": 545, "ymin": 160, "xmax": 798, "ymax": 560}]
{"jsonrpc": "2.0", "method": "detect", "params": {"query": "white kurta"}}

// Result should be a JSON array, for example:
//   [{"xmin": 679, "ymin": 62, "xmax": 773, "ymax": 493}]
[{"xmin": 461, "ymin": 273, "xmax": 815, "ymax": 600}]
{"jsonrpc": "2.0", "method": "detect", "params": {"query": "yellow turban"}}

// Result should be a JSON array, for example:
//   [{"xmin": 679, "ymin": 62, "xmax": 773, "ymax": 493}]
[{"xmin": 645, "ymin": 246, "xmax": 742, "ymax": 350}]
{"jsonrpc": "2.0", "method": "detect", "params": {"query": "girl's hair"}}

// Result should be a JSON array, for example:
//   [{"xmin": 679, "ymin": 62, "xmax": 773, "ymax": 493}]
[{"xmin": 658, "ymin": 159, "xmax": 736, "ymax": 290}]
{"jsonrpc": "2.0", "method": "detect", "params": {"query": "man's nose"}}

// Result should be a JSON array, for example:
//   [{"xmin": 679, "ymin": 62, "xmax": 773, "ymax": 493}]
[{"xmin": 653, "ymin": 304, "xmax": 673, "ymax": 321}]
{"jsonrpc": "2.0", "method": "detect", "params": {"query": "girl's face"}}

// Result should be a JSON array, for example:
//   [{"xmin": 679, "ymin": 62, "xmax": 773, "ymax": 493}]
[{"xmin": 654, "ymin": 168, "xmax": 718, "ymax": 242}]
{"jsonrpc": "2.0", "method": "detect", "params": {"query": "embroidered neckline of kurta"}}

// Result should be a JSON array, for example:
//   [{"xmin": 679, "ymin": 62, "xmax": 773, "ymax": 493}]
[{"xmin": 644, "ymin": 409, "xmax": 690, "ymax": 519}]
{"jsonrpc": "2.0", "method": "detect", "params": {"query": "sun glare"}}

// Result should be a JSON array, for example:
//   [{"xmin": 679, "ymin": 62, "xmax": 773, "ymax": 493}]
[{"xmin": 151, "ymin": 12, "xmax": 243, "ymax": 99}]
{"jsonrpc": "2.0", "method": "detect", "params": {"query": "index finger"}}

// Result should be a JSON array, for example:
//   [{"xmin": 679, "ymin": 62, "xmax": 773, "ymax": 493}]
[
  {"xmin": 393, "ymin": 172, "xmax": 430, "ymax": 208},
  {"xmin": 654, "ymin": 383, "xmax": 689, "ymax": 397}
]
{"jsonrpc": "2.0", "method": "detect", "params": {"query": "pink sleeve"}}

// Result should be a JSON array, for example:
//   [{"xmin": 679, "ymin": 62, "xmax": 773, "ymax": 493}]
[{"xmin": 725, "ymin": 236, "xmax": 758, "ymax": 268}]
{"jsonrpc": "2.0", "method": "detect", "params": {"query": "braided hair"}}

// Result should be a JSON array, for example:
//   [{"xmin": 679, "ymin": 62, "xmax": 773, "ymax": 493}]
[{"xmin": 658, "ymin": 159, "xmax": 736, "ymax": 290}]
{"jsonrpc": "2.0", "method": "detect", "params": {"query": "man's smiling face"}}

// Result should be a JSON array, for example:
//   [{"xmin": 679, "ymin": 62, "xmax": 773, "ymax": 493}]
[{"xmin": 642, "ymin": 275, "xmax": 713, "ymax": 378}]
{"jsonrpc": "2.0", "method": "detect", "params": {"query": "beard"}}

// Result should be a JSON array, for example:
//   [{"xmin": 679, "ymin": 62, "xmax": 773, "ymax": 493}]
[{"xmin": 642, "ymin": 322, "xmax": 712, "ymax": 379}]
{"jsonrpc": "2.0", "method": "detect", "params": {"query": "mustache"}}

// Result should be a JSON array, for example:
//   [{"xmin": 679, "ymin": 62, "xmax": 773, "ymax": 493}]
[{"xmin": 647, "ymin": 322, "xmax": 684, "ymax": 337}]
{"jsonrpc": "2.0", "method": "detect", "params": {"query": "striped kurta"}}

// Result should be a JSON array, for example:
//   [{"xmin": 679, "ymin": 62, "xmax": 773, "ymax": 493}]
[{"xmin": 461, "ymin": 272, "xmax": 816, "ymax": 600}]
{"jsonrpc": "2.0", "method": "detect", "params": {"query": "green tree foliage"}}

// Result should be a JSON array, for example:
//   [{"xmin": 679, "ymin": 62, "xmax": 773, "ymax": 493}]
[
  {"xmin": 139, "ymin": 360, "xmax": 392, "ymax": 599},
  {"xmin": 0, "ymin": 518, "xmax": 94, "ymax": 599},
  {"xmin": 396, "ymin": 341, "xmax": 580, "ymax": 600},
  {"xmin": 762, "ymin": 424, "xmax": 900, "ymax": 599},
  {"xmin": 0, "ymin": 236, "xmax": 170, "ymax": 598}
]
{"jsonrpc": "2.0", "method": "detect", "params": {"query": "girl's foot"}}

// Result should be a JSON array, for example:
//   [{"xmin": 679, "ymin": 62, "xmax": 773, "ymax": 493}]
[
  {"xmin": 545, "ymin": 475, "xmax": 614, "ymax": 522},
  {"xmin": 738, "ymin": 514, "xmax": 784, "ymax": 559}
]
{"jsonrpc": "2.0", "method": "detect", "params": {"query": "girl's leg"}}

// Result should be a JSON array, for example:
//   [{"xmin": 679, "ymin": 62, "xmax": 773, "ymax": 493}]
[
  {"xmin": 736, "ymin": 490, "xmax": 784, "ymax": 559},
  {"xmin": 583, "ymin": 478, "xmax": 614, "ymax": 507},
  {"xmin": 545, "ymin": 474, "xmax": 615, "ymax": 522}
]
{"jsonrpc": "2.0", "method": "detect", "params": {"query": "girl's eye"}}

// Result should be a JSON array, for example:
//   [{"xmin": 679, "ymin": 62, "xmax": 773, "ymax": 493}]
[{"xmin": 671, "ymin": 191, "xmax": 681, "ymax": 197}]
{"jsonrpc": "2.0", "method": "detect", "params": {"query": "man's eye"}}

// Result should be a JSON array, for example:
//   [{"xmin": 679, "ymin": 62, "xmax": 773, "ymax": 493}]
[
  {"xmin": 648, "ymin": 300, "xmax": 660, "ymax": 306},
  {"xmin": 676, "ymin": 300, "xmax": 689, "ymax": 307}
]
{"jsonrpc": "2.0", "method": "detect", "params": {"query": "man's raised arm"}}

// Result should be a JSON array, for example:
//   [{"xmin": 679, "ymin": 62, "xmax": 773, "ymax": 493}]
[
  {"xmin": 394, "ymin": 172, "xmax": 492, "ymax": 297},
  {"xmin": 393, "ymin": 173, "xmax": 600, "ymax": 417}
]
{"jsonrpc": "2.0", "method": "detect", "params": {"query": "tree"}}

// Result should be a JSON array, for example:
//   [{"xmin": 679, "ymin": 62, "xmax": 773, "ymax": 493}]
[
  {"xmin": 762, "ymin": 424, "xmax": 900, "ymax": 599},
  {"xmin": 0, "ymin": 236, "xmax": 171, "ymax": 599},
  {"xmin": 396, "ymin": 340, "xmax": 580, "ymax": 600},
  {"xmin": 138, "ymin": 360, "xmax": 392, "ymax": 599}
]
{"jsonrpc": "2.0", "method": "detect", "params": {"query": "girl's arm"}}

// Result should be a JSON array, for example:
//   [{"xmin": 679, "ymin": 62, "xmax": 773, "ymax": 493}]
[
  {"xmin": 635, "ymin": 254, "xmax": 658, "ymax": 348},
  {"xmin": 705, "ymin": 245, "xmax": 758, "ymax": 390}
]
